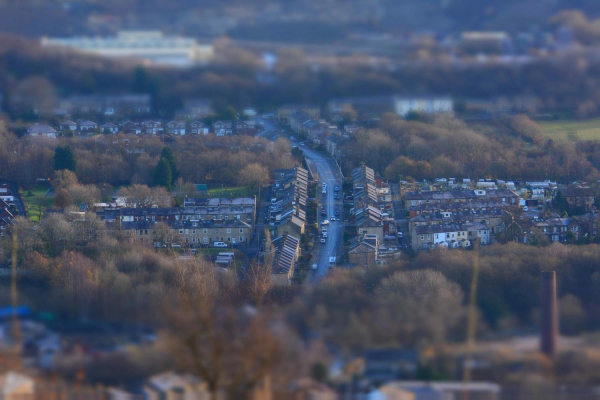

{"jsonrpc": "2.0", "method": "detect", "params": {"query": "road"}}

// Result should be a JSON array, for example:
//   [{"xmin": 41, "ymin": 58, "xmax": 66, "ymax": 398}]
[
  {"xmin": 302, "ymin": 146, "xmax": 343, "ymax": 282},
  {"xmin": 256, "ymin": 117, "xmax": 343, "ymax": 282}
]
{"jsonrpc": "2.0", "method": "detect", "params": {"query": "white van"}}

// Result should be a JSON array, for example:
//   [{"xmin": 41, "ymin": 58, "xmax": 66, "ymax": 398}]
[
  {"xmin": 213, "ymin": 242, "xmax": 228, "ymax": 248},
  {"xmin": 329, "ymin": 256, "xmax": 336, "ymax": 266}
]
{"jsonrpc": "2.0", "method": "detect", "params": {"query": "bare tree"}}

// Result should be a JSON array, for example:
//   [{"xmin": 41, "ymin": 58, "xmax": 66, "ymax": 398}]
[
  {"xmin": 167, "ymin": 256, "xmax": 280, "ymax": 399},
  {"xmin": 247, "ymin": 230, "xmax": 274, "ymax": 307},
  {"xmin": 238, "ymin": 163, "xmax": 269, "ymax": 198},
  {"xmin": 117, "ymin": 184, "xmax": 172, "ymax": 208}
]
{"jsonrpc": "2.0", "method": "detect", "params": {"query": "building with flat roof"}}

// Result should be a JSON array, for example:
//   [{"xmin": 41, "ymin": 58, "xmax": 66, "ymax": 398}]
[{"xmin": 41, "ymin": 31, "xmax": 214, "ymax": 67}]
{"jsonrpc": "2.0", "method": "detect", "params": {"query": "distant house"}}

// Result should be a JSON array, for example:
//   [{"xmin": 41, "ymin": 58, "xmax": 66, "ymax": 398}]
[
  {"xmin": 166, "ymin": 121, "xmax": 186, "ymax": 135},
  {"xmin": 79, "ymin": 120, "xmax": 98, "ymax": 131},
  {"xmin": 59, "ymin": 120, "xmax": 77, "ymax": 132},
  {"xmin": 142, "ymin": 121, "xmax": 162, "ymax": 135},
  {"xmin": 190, "ymin": 121, "xmax": 208, "ymax": 135},
  {"xmin": 235, "ymin": 120, "xmax": 257, "ymax": 135},
  {"xmin": 100, "ymin": 123, "xmax": 118, "ymax": 134},
  {"xmin": 120, "ymin": 121, "xmax": 141, "ymax": 135},
  {"xmin": 212, "ymin": 121, "xmax": 233, "ymax": 136},
  {"xmin": 394, "ymin": 96, "xmax": 453, "ymax": 117},
  {"xmin": 364, "ymin": 348, "xmax": 419, "ymax": 383},
  {"xmin": 560, "ymin": 187, "xmax": 595, "ymax": 212},
  {"xmin": 26, "ymin": 124, "xmax": 56, "ymax": 138},
  {"xmin": 348, "ymin": 241, "xmax": 378, "ymax": 269}
]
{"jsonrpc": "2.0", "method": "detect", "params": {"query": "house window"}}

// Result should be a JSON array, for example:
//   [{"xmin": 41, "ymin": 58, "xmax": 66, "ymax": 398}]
[
  {"xmin": 427, "ymin": 235, "xmax": 431, "ymax": 240},
  {"xmin": 185, "ymin": 229, "xmax": 189, "ymax": 235},
  {"xmin": 204, "ymin": 237, "xmax": 208, "ymax": 243},
  {"xmin": 227, "ymin": 237, "xmax": 231, "ymax": 242},
  {"xmin": 192, "ymin": 230, "xmax": 196, "ymax": 234},
  {"xmin": 145, "ymin": 230, "xmax": 148, "ymax": 235},
  {"xmin": 240, "ymin": 229, "xmax": 244, "ymax": 233},
  {"xmin": 421, "ymin": 235, "xmax": 424, "ymax": 240},
  {"xmin": 139, "ymin": 230, "xmax": 143, "ymax": 235},
  {"xmin": 227, "ymin": 228, "xmax": 231, "ymax": 233},
  {"xmin": 240, "ymin": 236, "xmax": 243, "ymax": 242},
  {"xmin": 179, "ymin": 230, "xmax": 184, "ymax": 234},
  {"xmin": 203, "ymin": 229, "xmax": 208, "ymax": 234},
  {"xmin": 152, "ymin": 216, "xmax": 155, "ymax": 221}
]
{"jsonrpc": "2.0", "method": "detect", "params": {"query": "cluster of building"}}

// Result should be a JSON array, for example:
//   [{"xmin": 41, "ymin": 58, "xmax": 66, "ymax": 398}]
[
  {"xmin": 0, "ymin": 184, "xmax": 16, "ymax": 236},
  {"xmin": 347, "ymin": 164, "xmax": 398, "ymax": 268},
  {"xmin": 265, "ymin": 166, "xmax": 309, "ymax": 285},
  {"xmin": 403, "ymin": 179, "xmax": 599, "ymax": 252},
  {"xmin": 95, "ymin": 197, "xmax": 257, "ymax": 248},
  {"xmin": 41, "ymin": 30, "xmax": 214, "ymax": 68},
  {"xmin": 25, "ymin": 119, "xmax": 258, "ymax": 139}
]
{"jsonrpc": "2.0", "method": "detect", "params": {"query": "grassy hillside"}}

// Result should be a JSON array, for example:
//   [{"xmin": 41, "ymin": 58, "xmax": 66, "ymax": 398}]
[{"xmin": 537, "ymin": 118, "xmax": 600, "ymax": 142}]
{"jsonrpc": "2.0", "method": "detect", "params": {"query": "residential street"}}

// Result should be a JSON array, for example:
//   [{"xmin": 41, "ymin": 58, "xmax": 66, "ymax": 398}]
[
  {"xmin": 301, "ymin": 146, "xmax": 343, "ymax": 282},
  {"xmin": 256, "ymin": 116, "xmax": 343, "ymax": 282}
]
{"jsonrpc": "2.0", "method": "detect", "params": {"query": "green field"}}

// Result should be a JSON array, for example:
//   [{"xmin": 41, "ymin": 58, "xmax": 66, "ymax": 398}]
[
  {"xmin": 208, "ymin": 186, "xmax": 249, "ymax": 197},
  {"xmin": 537, "ymin": 118, "xmax": 600, "ymax": 142},
  {"xmin": 23, "ymin": 186, "xmax": 53, "ymax": 221}
]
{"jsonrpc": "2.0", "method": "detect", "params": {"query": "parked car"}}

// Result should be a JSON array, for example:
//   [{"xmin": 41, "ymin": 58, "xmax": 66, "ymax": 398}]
[
  {"xmin": 171, "ymin": 243, "xmax": 182, "ymax": 248},
  {"xmin": 330, "ymin": 217, "xmax": 336, "ymax": 221},
  {"xmin": 334, "ymin": 187, "xmax": 339, "ymax": 192},
  {"xmin": 320, "ymin": 238, "xmax": 326, "ymax": 243},
  {"xmin": 213, "ymin": 242, "xmax": 228, "ymax": 248},
  {"xmin": 322, "ymin": 232, "xmax": 328, "ymax": 238},
  {"xmin": 322, "ymin": 220, "xmax": 330, "ymax": 225},
  {"xmin": 334, "ymin": 210, "xmax": 340, "ymax": 216}
]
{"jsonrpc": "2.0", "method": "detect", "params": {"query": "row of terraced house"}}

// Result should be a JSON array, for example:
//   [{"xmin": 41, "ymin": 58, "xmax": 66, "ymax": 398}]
[
  {"xmin": 95, "ymin": 197, "xmax": 256, "ymax": 248},
  {"xmin": 25, "ymin": 119, "xmax": 259, "ymax": 139},
  {"xmin": 266, "ymin": 166, "xmax": 309, "ymax": 285},
  {"xmin": 404, "ymin": 185, "xmax": 599, "ymax": 251}
]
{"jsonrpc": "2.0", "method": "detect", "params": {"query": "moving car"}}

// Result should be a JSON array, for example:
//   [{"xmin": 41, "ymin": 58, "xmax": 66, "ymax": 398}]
[
  {"xmin": 334, "ymin": 210, "xmax": 340, "ymax": 216},
  {"xmin": 334, "ymin": 187, "xmax": 339, "ymax": 192},
  {"xmin": 322, "ymin": 232, "xmax": 328, "ymax": 238},
  {"xmin": 320, "ymin": 238, "xmax": 326, "ymax": 243},
  {"xmin": 330, "ymin": 217, "xmax": 336, "ymax": 221},
  {"xmin": 322, "ymin": 220, "xmax": 330, "ymax": 225}
]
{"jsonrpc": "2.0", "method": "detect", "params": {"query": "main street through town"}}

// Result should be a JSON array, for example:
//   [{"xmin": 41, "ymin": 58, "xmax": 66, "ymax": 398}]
[{"xmin": 256, "ymin": 116, "xmax": 343, "ymax": 282}]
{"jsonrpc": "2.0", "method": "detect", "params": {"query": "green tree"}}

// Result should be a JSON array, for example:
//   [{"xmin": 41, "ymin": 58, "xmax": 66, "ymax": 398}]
[
  {"xmin": 554, "ymin": 191, "xmax": 571, "ymax": 216},
  {"xmin": 160, "ymin": 147, "xmax": 178, "ymax": 184},
  {"xmin": 221, "ymin": 106, "xmax": 238, "ymax": 121},
  {"xmin": 153, "ymin": 158, "xmax": 173, "ymax": 191},
  {"xmin": 310, "ymin": 362, "xmax": 328, "ymax": 383},
  {"xmin": 53, "ymin": 145, "xmax": 77, "ymax": 172}
]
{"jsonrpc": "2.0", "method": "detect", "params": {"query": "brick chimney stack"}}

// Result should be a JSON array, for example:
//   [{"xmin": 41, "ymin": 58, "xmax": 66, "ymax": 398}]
[{"xmin": 540, "ymin": 271, "xmax": 558, "ymax": 357}]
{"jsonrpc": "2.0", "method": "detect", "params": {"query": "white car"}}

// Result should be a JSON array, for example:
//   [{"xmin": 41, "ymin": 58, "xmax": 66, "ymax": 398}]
[
  {"xmin": 322, "ymin": 220, "xmax": 330, "ymax": 225},
  {"xmin": 322, "ymin": 232, "xmax": 328, "ymax": 238},
  {"xmin": 213, "ymin": 242, "xmax": 228, "ymax": 248},
  {"xmin": 320, "ymin": 238, "xmax": 326, "ymax": 243},
  {"xmin": 171, "ymin": 243, "xmax": 182, "ymax": 248},
  {"xmin": 330, "ymin": 217, "xmax": 336, "ymax": 221}
]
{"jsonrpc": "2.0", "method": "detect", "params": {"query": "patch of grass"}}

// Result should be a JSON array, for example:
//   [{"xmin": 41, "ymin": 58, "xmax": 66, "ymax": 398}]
[
  {"xmin": 23, "ymin": 186, "xmax": 52, "ymax": 221},
  {"xmin": 208, "ymin": 186, "xmax": 249, "ymax": 197},
  {"xmin": 537, "ymin": 118, "xmax": 600, "ymax": 142}
]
